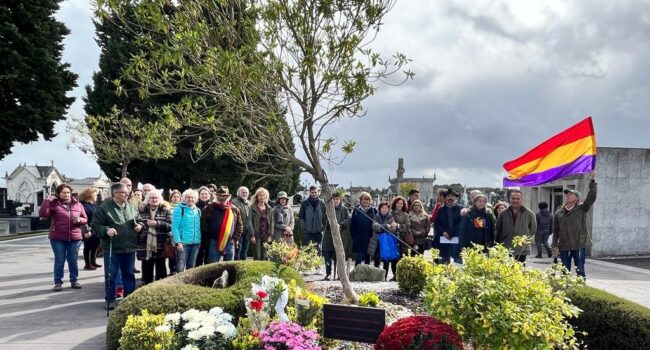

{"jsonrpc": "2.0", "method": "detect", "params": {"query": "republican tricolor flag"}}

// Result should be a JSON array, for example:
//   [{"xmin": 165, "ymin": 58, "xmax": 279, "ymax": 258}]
[{"xmin": 503, "ymin": 117, "xmax": 597, "ymax": 187}]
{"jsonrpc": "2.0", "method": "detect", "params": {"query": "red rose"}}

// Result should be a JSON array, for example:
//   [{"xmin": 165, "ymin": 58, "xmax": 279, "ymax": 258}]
[
  {"xmin": 250, "ymin": 299, "xmax": 264, "ymax": 312},
  {"xmin": 256, "ymin": 290, "xmax": 268, "ymax": 299}
]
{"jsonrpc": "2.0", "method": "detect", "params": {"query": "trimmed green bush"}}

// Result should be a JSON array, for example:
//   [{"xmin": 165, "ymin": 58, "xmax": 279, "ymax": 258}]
[
  {"xmin": 396, "ymin": 255, "xmax": 433, "ymax": 294},
  {"xmin": 568, "ymin": 286, "xmax": 650, "ymax": 349},
  {"xmin": 106, "ymin": 260, "xmax": 303, "ymax": 349}
]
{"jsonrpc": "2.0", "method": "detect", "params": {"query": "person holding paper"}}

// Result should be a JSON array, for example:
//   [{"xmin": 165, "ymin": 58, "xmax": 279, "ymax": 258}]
[{"xmin": 433, "ymin": 189, "xmax": 463, "ymax": 264}]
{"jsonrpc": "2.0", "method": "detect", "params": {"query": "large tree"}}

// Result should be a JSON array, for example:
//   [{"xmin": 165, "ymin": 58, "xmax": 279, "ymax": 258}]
[
  {"xmin": 84, "ymin": 3, "xmax": 299, "ymax": 193},
  {"xmin": 97, "ymin": 0, "xmax": 411, "ymax": 301},
  {"xmin": 0, "ymin": 0, "xmax": 78, "ymax": 159}
]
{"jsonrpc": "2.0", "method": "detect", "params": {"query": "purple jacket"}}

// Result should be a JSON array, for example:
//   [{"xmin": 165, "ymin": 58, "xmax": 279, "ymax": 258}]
[{"xmin": 39, "ymin": 197, "xmax": 88, "ymax": 241}]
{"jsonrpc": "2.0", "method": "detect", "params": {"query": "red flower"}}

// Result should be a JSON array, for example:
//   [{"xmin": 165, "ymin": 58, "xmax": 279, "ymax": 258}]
[
  {"xmin": 256, "ymin": 290, "xmax": 268, "ymax": 299},
  {"xmin": 375, "ymin": 316, "xmax": 463, "ymax": 350},
  {"xmin": 250, "ymin": 299, "xmax": 264, "ymax": 312}
]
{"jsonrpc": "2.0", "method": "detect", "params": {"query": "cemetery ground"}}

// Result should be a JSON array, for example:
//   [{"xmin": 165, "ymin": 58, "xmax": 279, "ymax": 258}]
[{"xmin": 1, "ymin": 234, "xmax": 650, "ymax": 349}]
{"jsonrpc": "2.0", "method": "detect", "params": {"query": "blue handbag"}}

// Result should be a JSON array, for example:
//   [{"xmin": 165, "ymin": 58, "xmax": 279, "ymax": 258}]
[{"xmin": 378, "ymin": 231, "xmax": 400, "ymax": 261}]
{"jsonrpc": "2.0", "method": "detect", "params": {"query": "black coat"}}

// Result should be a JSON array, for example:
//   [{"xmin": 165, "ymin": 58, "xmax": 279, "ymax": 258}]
[
  {"xmin": 434, "ymin": 205, "xmax": 462, "ymax": 241},
  {"xmin": 349, "ymin": 205, "xmax": 378, "ymax": 254},
  {"xmin": 461, "ymin": 208, "xmax": 496, "ymax": 249}
]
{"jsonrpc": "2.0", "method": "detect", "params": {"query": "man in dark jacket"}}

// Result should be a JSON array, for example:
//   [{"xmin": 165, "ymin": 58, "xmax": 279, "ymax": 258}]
[
  {"xmin": 231, "ymin": 186, "xmax": 252, "ymax": 260},
  {"xmin": 496, "ymin": 190, "xmax": 537, "ymax": 263},
  {"xmin": 434, "ymin": 189, "xmax": 463, "ymax": 264},
  {"xmin": 535, "ymin": 202, "xmax": 553, "ymax": 258},
  {"xmin": 92, "ymin": 183, "xmax": 142, "ymax": 310},
  {"xmin": 299, "ymin": 186, "xmax": 326, "ymax": 254},
  {"xmin": 552, "ymin": 171, "xmax": 597, "ymax": 278},
  {"xmin": 201, "ymin": 186, "xmax": 243, "ymax": 262},
  {"xmin": 322, "ymin": 193, "xmax": 351, "ymax": 280}
]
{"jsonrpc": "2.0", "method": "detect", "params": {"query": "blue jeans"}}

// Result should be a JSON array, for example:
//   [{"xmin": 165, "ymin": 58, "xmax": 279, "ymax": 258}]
[
  {"xmin": 103, "ymin": 252, "xmax": 135, "ymax": 302},
  {"xmin": 238, "ymin": 233, "xmax": 250, "ymax": 260},
  {"xmin": 303, "ymin": 232, "xmax": 323, "ymax": 254},
  {"xmin": 176, "ymin": 244, "xmax": 200, "ymax": 272},
  {"xmin": 207, "ymin": 239, "xmax": 234, "ymax": 263},
  {"xmin": 50, "ymin": 240, "xmax": 82, "ymax": 284},
  {"xmin": 579, "ymin": 247, "xmax": 587, "ymax": 276},
  {"xmin": 560, "ymin": 249, "xmax": 585, "ymax": 277}
]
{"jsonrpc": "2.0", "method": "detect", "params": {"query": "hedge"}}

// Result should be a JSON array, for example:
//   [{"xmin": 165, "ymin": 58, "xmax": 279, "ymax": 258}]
[
  {"xmin": 106, "ymin": 260, "xmax": 303, "ymax": 349},
  {"xmin": 568, "ymin": 285, "xmax": 650, "ymax": 349}
]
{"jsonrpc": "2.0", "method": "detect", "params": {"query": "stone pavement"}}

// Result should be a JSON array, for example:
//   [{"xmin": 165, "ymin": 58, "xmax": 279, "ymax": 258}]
[{"xmin": 1, "ymin": 235, "xmax": 650, "ymax": 350}]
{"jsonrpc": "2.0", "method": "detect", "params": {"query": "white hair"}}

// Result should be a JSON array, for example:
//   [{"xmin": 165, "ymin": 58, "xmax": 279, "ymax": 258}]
[
  {"xmin": 144, "ymin": 190, "xmax": 161, "ymax": 203},
  {"xmin": 182, "ymin": 189, "xmax": 198, "ymax": 203}
]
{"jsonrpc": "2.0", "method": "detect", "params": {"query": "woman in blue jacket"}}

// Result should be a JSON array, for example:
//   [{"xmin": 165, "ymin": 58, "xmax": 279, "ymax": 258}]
[{"xmin": 172, "ymin": 189, "xmax": 202, "ymax": 272}]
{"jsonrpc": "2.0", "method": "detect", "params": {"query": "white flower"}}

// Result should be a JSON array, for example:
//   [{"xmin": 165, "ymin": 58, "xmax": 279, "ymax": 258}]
[
  {"xmin": 181, "ymin": 345, "xmax": 200, "ymax": 350},
  {"xmin": 164, "ymin": 312, "xmax": 181, "ymax": 326},
  {"xmin": 187, "ymin": 329, "xmax": 204, "ymax": 341},
  {"xmin": 181, "ymin": 309, "xmax": 202, "ymax": 322},
  {"xmin": 155, "ymin": 325, "xmax": 171, "ymax": 332},
  {"xmin": 216, "ymin": 324, "xmax": 237, "ymax": 339},
  {"xmin": 183, "ymin": 321, "xmax": 202, "ymax": 331},
  {"xmin": 198, "ymin": 325, "xmax": 216, "ymax": 338},
  {"xmin": 208, "ymin": 306, "xmax": 223, "ymax": 316}
]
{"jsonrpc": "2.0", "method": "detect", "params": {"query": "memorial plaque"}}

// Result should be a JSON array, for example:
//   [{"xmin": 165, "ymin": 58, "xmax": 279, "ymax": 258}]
[{"xmin": 323, "ymin": 303, "xmax": 385, "ymax": 343}]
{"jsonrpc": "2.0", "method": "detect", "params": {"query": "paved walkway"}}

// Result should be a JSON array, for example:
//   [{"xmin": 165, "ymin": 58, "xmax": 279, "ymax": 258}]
[{"xmin": 1, "ymin": 235, "xmax": 650, "ymax": 349}]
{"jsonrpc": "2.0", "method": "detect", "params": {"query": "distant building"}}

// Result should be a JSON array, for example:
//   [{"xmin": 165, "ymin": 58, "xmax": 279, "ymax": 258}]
[
  {"xmin": 388, "ymin": 158, "xmax": 436, "ymax": 204},
  {"xmin": 348, "ymin": 186, "xmax": 373, "ymax": 205},
  {"xmin": 3, "ymin": 163, "xmax": 111, "ymax": 214},
  {"xmin": 3, "ymin": 163, "xmax": 66, "ymax": 214},
  {"xmin": 69, "ymin": 175, "xmax": 111, "ymax": 201},
  {"xmin": 520, "ymin": 147, "xmax": 650, "ymax": 257}
]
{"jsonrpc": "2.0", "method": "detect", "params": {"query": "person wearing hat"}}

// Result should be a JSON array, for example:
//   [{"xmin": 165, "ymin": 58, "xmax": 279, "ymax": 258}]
[
  {"xmin": 321, "ymin": 192, "xmax": 351, "ymax": 280},
  {"xmin": 272, "ymin": 191, "xmax": 295, "ymax": 244},
  {"xmin": 201, "ymin": 186, "xmax": 243, "ymax": 262},
  {"xmin": 496, "ymin": 190, "xmax": 537, "ymax": 263},
  {"xmin": 552, "ymin": 171, "xmax": 597, "ymax": 278},
  {"xmin": 433, "ymin": 188, "xmax": 463, "ymax": 264}
]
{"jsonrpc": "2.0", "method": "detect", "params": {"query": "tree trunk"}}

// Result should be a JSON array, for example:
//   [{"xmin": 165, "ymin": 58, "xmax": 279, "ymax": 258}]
[
  {"xmin": 319, "ymin": 180, "xmax": 358, "ymax": 303},
  {"xmin": 121, "ymin": 163, "xmax": 128, "ymax": 179}
]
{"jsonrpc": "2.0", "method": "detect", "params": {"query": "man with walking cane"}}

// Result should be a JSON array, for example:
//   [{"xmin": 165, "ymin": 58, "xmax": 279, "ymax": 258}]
[{"xmin": 92, "ymin": 183, "xmax": 142, "ymax": 311}]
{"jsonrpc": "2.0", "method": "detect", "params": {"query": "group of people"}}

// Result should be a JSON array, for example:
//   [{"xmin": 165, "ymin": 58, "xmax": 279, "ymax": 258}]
[{"xmin": 40, "ymin": 172, "xmax": 596, "ymax": 308}]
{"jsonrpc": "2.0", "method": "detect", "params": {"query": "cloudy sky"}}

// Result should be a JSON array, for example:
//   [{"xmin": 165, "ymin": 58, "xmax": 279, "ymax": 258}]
[{"xmin": 2, "ymin": 0, "xmax": 649, "ymax": 189}]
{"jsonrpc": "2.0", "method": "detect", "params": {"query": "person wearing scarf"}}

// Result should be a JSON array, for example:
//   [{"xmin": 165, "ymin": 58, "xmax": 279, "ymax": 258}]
[
  {"xmin": 138, "ymin": 190, "xmax": 172, "ymax": 285},
  {"xmin": 461, "ymin": 193, "xmax": 496, "ymax": 253},
  {"xmin": 201, "ymin": 186, "xmax": 243, "ymax": 262}
]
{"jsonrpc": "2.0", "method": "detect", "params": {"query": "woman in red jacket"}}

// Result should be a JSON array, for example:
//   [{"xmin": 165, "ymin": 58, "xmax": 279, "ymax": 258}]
[{"xmin": 39, "ymin": 184, "xmax": 88, "ymax": 291}]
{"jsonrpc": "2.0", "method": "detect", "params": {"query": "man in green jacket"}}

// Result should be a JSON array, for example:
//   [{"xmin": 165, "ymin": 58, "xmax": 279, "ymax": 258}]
[
  {"xmin": 92, "ymin": 183, "xmax": 142, "ymax": 310},
  {"xmin": 552, "ymin": 171, "xmax": 597, "ymax": 278},
  {"xmin": 496, "ymin": 190, "xmax": 537, "ymax": 263}
]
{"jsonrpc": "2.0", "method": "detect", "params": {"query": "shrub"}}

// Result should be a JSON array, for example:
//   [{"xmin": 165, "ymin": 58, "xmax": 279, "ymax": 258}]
[
  {"xmin": 396, "ymin": 255, "xmax": 433, "ymax": 294},
  {"xmin": 424, "ymin": 245, "xmax": 581, "ymax": 349},
  {"xmin": 568, "ymin": 286, "xmax": 650, "ymax": 349},
  {"xmin": 265, "ymin": 241, "xmax": 322, "ymax": 273},
  {"xmin": 358, "ymin": 291, "xmax": 381, "ymax": 307},
  {"xmin": 374, "ymin": 315, "xmax": 463, "ymax": 350},
  {"xmin": 119, "ymin": 310, "xmax": 174, "ymax": 350},
  {"xmin": 260, "ymin": 322, "xmax": 321, "ymax": 350},
  {"xmin": 106, "ymin": 261, "xmax": 303, "ymax": 349}
]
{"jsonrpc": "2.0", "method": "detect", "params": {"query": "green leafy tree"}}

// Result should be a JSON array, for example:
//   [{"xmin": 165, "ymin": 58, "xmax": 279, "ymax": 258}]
[
  {"xmin": 0, "ymin": 0, "xmax": 78, "ymax": 159},
  {"xmin": 84, "ymin": 4, "xmax": 299, "ymax": 191},
  {"xmin": 68, "ymin": 108, "xmax": 178, "ymax": 178},
  {"xmin": 96, "ymin": 0, "xmax": 411, "ymax": 302},
  {"xmin": 400, "ymin": 182, "xmax": 419, "ymax": 197}
]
